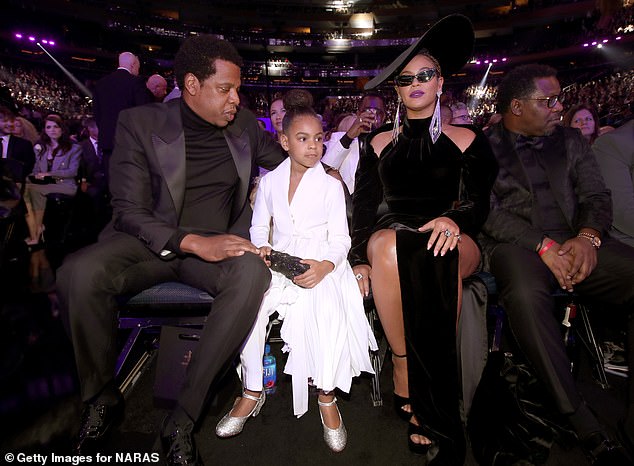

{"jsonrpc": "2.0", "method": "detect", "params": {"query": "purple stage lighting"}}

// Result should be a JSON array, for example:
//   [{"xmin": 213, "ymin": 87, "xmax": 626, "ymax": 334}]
[
  {"xmin": 15, "ymin": 33, "xmax": 23, "ymax": 39},
  {"xmin": 28, "ymin": 36, "xmax": 36, "ymax": 42},
  {"xmin": 49, "ymin": 40, "xmax": 55, "ymax": 46}
]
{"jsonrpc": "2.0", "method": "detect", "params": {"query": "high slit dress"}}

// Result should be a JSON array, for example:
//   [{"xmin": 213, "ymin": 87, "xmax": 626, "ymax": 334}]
[{"xmin": 349, "ymin": 116, "xmax": 497, "ymax": 459}]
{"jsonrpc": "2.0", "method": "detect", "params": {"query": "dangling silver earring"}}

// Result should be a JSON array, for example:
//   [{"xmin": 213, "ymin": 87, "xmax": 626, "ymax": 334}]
[
  {"xmin": 429, "ymin": 91, "xmax": 442, "ymax": 144},
  {"xmin": 392, "ymin": 96, "xmax": 402, "ymax": 142}
]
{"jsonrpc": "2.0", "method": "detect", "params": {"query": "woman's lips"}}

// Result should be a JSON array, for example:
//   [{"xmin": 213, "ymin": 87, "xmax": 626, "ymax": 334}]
[{"xmin": 409, "ymin": 90, "xmax": 424, "ymax": 98}]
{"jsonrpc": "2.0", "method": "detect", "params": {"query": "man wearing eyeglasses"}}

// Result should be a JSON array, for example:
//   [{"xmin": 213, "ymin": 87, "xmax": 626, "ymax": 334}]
[
  {"xmin": 450, "ymin": 101, "xmax": 472, "ymax": 125},
  {"xmin": 322, "ymin": 92, "xmax": 386, "ymax": 194},
  {"xmin": 480, "ymin": 63, "xmax": 634, "ymax": 465}
]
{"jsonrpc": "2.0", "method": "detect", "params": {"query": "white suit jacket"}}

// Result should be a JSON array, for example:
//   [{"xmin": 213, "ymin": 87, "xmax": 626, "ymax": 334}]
[{"xmin": 322, "ymin": 131, "xmax": 359, "ymax": 194}]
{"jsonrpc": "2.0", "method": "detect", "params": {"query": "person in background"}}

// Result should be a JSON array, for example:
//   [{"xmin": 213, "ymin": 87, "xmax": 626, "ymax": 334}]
[
  {"xmin": 24, "ymin": 114, "xmax": 81, "ymax": 245},
  {"xmin": 146, "ymin": 73, "xmax": 168, "ymax": 102},
  {"xmin": 10, "ymin": 116, "xmax": 39, "ymax": 145},
  {"xmin": 563, "ymin": 103, "xmax": 600, "ymax": 145},
  {"xmin": 450, "ymin": 101, "xmax": 472, "ymax": 124},
  {"xmin": 92, "ymin": 51, "xmax": 152, "ymax": 178},
  {"xmin": 0, "ymin": 106, "xmax": 35, "ymax": 181},
  {"xmin": 322, "ymin": 92, "xmax": 386, "ymax": 194},
  {"xmin": 593, "ymin": 119, "xmax": 634, "ymax": 248},
  {"xmin": 269, "ymin": 96, "xmax": 285, "ymax": 142}
]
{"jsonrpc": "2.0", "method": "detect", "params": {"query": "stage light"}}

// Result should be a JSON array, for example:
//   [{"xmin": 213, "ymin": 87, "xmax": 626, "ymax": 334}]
[
  {"xmin": 602, "ymin": 39, "xmax": 608, "ymax": 43},
  {"xmin": 49, "ymin": 40, "xmax": 55, "ymax": 45},
  {"xmin": 597, "ymin": 44, "xmax": 603, "ymax": 49},
  {"xmin": 591, "ymin": 41, "xmax": 597, "ymax": 45},
  {"xmin": 616, "ymin": 36, "xmax": 622, "ymax": 40},
  {"xmin": 42, "ymin": 39, "xmax": 48, "ymax": 44},
  {"xmin": 502, "ymin": 58, "xmax": 507, "ymax": 62},
  {"xmin": 15, "ymin": 33, "xmax": 23, "ymax": 39},
  {"xmin": 28, "ymin": 36, "xmax": 36, "ymax": 42},
  {"xmin": 583, "ymin": 43, "xmax": 589, "ymax": 47}
]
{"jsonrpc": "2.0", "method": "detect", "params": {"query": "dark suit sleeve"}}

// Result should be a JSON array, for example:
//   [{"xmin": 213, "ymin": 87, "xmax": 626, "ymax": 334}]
[
  {"xmin": 134, "ymin": 76, "xmax": 154, "ymax": 106},
  {"xmin": 109, "ymin": 110, "xmax": 178, "ymax": 255}
]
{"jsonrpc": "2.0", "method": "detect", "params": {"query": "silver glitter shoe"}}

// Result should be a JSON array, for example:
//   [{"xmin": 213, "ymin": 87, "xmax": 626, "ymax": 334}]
[
  {"xmin": 318, "ymin": 396, "xmax": 347, "ymax": 452},
  {"xmin": 215, "ymin": 390, "xmax": 266, "ymax": 438}
]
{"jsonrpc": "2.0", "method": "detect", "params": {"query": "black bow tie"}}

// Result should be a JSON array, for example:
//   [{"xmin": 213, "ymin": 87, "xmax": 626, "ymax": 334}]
[{"xmin": 515, "ymin": 135, "xmax": 545, "ymax": 151}]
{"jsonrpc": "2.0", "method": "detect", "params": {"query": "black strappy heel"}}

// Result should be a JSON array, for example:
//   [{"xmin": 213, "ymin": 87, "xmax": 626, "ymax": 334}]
[{"xmin": 391, "ymin": 352, "xmax": 411, "ymax": 421}]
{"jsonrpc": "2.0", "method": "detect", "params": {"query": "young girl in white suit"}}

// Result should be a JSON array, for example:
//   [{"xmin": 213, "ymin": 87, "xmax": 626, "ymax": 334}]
[{"xmin": 215, "ymin": 105, "xmax": 377, "ymax": 452}]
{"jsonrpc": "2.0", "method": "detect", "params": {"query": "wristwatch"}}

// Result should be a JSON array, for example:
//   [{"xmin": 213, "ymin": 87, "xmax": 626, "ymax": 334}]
[{"xmin": 577, "ymin": 232, "xmax": 601, "ymax": 249}]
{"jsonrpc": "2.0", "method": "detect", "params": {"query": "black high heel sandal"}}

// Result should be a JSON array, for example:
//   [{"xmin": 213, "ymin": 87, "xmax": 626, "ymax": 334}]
[
  {"xmin": 391, "ymin": 352, "xmax": 412, "ymax": 421},
  {"xmin": 408, "ymin": 421, "xmax": 431, "ymax": 455}
]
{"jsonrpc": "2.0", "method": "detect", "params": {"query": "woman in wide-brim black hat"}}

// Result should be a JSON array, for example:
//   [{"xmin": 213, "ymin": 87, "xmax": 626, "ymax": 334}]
[{"xmin": 349, "ymin": 14, "xmax": 498, "ymax": 464}]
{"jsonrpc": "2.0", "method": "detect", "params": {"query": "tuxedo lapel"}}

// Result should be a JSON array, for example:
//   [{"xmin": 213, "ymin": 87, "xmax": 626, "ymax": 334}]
[
  {"xmin": 224, "ymin": 124, "xmax": 251, "ymax": 223},
  {"xmin": 152, "ymin": 103, "xmax": 186, "ymax": 215}
]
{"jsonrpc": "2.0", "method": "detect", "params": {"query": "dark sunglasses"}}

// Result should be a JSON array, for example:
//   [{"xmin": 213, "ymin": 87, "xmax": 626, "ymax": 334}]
[{"xmin": 394, "ymin": 68, "xmax": 438, "ymax": 87}]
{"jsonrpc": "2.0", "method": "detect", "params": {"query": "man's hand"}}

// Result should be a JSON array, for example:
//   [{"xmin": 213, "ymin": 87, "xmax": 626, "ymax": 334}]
[
  {"xmin": 180, "ymin": 234, "xmax": 260, "ymax": 262},
  {"xmin": 557, "ymin": 236, "xmax": 598, "ymax": 286},
  {"xmin": 540, "ymin": 240, "xmax": 575, "ymax": 291},
  {"xmin": 293, "ymin": 259, "xmax": 334, "ymax": 289},
  {"xmin": 345, "ymin": 110, "xmax": 377, "ymax": 139},
  {"xmin": 352, "ymin": 264, "xmax": 371, "ymax": 297}
]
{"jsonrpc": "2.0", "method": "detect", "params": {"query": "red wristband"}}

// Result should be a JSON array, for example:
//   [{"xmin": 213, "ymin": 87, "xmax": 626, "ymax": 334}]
[{"xmin": 538, "ymin": 239, "xmax": 556, "ymax": 257}]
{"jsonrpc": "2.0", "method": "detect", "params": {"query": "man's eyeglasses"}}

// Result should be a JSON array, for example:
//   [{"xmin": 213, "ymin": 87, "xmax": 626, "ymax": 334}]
[
  {"xmin": 394, "ymin": 68, "xmax": 438, "ymax": 87},
  {"xmin": 525, "ymin": 94, "xmax": 564, "ymax": 109}
]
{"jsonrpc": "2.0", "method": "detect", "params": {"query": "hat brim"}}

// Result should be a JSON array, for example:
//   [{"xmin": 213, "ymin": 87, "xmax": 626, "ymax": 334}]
[{"xmin": 364, "ymin": 14, "xmax": 474, "ymax": 90}]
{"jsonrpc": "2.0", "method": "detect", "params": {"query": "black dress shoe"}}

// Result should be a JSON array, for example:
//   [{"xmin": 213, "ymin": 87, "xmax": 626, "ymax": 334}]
[
  {"xmin": 74, "ymin": 397, "xmax": 124, "ymax": 454},
  {"xmin": 161, "ymin": 419, "xmax": 202, "ymax": 466},
  {"xmin": 582, "ymin": 431, "xmax": 633, "ymax": 466}
]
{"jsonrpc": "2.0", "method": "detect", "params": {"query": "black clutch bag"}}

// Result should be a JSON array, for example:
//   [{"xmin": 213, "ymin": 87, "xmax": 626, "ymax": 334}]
[{"xmin": 267, "ymin": 249, "xmax": 310, "ymax": 280}]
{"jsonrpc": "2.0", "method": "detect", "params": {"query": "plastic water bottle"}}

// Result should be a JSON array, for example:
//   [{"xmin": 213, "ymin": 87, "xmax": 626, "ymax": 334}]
[{"xmin": 263, "ymin": 344, "xmax": 276, "ymax": 394}]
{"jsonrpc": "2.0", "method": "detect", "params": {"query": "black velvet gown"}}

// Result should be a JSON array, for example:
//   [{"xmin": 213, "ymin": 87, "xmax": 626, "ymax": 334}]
[{"xmin": 350, "ymin": 116, "xmax": 497, "ymax": 462}]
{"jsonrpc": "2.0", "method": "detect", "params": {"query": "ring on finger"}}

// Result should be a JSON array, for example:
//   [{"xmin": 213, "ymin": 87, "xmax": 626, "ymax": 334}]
[
  {"xmin": 355, "ymin": 273, "xmax": 363, "ymax": 281},
  {"xmin": 455, "ymin": 234, "xmax": 462, "ymax": 242},
  {"xmin": 444, "ymin": 229, "xmax": 452, "ymax": 237}
]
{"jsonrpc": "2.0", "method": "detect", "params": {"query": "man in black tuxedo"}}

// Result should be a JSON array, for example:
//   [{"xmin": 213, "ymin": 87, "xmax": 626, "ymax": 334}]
[
  {"xmin": 480, "ymin": 64, "xmax": 634, "ymax": 465},
  {"xmin": 92, "ymin": 51, "xmax": 152, "ymax": 178},
  {"xmin": 78, "ymin": 118, "xmax": 109, "ymax": 232},
  {"xmin": 0, "ymin": 106, "xmax": 35, "ymax": 181},
  {"xmin": 57, "ymin": 36, "xmax": 285, "ymax": 465}
]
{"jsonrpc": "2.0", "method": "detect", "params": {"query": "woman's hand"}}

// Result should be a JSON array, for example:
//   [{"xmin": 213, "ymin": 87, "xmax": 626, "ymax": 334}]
[
  {"xmin": 35, "ymin": 172, "xmax": 48, "ymax": 180},
  {"xmin": 352, "ymin": 264, "xmax": 372, "ymax": 297},
  {"xmin": 293, "ymin": 259, "xmax": 334, "ymax": 289},
  {"xmin": 420, "ymin": 217, "xmax": 461, "ymax": 257}
]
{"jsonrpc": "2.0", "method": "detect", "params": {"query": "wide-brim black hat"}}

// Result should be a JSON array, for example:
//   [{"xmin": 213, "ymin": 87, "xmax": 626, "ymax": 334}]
[{"xmin": 364, "ymin": 14, "xmax": 474, "ymax": 90}]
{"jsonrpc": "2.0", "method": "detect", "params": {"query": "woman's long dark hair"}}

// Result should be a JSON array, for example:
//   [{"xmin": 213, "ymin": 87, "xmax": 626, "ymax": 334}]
[{"xmin": 38, "ymin": 114, "xmax": 72, "ymax": 157}]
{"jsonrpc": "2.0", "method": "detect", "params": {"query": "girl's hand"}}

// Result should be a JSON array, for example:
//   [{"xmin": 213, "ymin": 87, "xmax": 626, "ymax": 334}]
[
  {"xmin": 293, "ymin": 259, "xmax": 334, "ymax": 289},
  {"xmin": 352, "ymin": 264, "xmax": 371, "ymax": 297},
  {"xmin": 258, "ymin": 245, "xmax": 272, "ymax": 265},
  {"xmin": 420, "ymin": 216, "xmax": 461, "ymax": 257}
]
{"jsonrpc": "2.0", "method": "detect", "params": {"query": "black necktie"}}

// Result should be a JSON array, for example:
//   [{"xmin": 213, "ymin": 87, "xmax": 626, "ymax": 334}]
[{"xmin": 515, "ymin": 134, "xmax": 544, "ymax": 151}]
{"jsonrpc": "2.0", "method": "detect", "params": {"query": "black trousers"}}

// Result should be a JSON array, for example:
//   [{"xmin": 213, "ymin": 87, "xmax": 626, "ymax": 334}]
[
  {"xmin": 57, "ymin": 232, "xmax": 271, "ymax": 422},
  {"xmin": 490, "ymin": 238, "xmax": 634, "ymax": 415}
]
